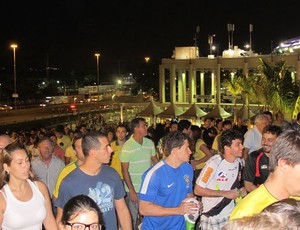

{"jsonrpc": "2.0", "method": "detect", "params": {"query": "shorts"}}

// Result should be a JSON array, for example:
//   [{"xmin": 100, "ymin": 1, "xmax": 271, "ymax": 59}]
[{"xmin": 200, "ymin": 215, "xmax": 229, "ymax": 230}]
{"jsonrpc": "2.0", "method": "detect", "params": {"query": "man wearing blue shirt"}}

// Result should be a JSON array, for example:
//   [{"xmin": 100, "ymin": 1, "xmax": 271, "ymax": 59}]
[{"xmin": 139, "ymin": 131, "xmax": 200, "ymax": 230}]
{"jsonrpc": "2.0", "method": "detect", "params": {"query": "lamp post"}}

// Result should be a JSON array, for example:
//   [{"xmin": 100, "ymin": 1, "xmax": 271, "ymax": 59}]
[
  {"xmin": 95, "ymin": 53, "xmax": 100, "ymax": 98},
  {"xmin": 11, "ymin": 44, "xmax": 18, "ymax": 110},
  {"xmin": 249, "ymin": 24, "xmax": 253, "ymax": 54},
  {"xmin": 227, "ymin": 24, "xmax": 235, "ymax": 49},
  {"xmin": 208, "ymin": 35, "xmax": 215, "ymax": 55}
]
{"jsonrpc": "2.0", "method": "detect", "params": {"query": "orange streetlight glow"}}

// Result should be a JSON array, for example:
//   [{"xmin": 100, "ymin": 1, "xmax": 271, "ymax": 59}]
[{"xmin": 11, "ymin": 43, "xmax": 18, "ymax": 110}]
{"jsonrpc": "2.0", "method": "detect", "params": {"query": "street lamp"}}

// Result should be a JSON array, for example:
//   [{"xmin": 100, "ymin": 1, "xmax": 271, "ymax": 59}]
[
  {"xmin": 95, "ymin": 53, "xmax": 100, "ymax": 97},
  {"xmin": 227, "ymin": 24, "xmax": 235, "ymax": 49},
  {"xmin": 208, "ymin": 35, "xmax": 215, "ymax": 55},
  {"xmin": 249, "ymin": 24, "xmax": 253, "ymax": 52},
  {"xmin": 11, "ymin": 44, "xmax": 18, "ymax": 110}
]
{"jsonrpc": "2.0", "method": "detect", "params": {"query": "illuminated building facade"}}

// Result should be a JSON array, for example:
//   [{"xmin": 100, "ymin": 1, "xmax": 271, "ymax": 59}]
[{"xmin": 159, "ymin": 48, "xmax": 300, "ymax": 106}]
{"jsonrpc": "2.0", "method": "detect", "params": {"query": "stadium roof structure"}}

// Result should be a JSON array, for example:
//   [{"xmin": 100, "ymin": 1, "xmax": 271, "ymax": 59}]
[{"xmin": 273, "ymin": 36, "xmax": 300, "ymax": 54}]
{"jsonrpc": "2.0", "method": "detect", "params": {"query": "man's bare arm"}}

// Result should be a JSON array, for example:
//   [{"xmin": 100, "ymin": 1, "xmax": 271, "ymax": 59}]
[{"xmin": 115, "ymin": 198, "xmax": 132, "ymax": 230}]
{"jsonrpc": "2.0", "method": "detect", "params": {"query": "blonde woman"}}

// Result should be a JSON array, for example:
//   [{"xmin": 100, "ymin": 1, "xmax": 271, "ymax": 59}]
[{"xmin": 0, "ymin": 142, "xmax": 58, "ymax": 230}]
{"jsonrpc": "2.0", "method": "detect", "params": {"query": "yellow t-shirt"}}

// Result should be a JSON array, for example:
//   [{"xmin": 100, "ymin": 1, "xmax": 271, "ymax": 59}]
[
  {"xmin": 212, "ymin": 133, "xmax": 222, "ymax": 152},
  {"xmin": 230, "ymin": 184, "xmax": 300, "ymax": 220},
  {"xmin": 64, "ymin": 145, "xmax": 78, "ymax": 163},
  {"xmin": 52, "ymin": 161, "xmax": 78, "ymax": 198},
  {"xmin": 57, "ymin": 135, "xmax": 72, "ymax": 153},
  {"xmin": 110, "ymin": 140, "xmax": 123, "ymax": 179},
  {"xmin": 193, "ymin": 139, "xmax": 208, "ymax": 170}
]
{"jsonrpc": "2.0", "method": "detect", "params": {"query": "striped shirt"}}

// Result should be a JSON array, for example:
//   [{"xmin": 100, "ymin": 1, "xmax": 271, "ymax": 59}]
[{"xmin": 119, "ymin": 135, "xmax": 156, "ymax": 192}]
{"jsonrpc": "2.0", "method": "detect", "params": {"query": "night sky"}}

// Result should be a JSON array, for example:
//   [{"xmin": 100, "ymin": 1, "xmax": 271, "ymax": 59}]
[{"xmin": 1, "ymin": 0, "xmax": 300, "ymax": 75}]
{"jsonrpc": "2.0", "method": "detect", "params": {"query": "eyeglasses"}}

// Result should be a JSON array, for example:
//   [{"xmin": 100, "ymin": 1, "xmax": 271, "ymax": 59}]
[{"xmin": 66, "ymin": 222, "xmax": 101, "ymax": 230}]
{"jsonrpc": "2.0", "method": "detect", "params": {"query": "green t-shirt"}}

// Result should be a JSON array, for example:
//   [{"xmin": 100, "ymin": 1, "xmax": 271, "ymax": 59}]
[{"xmin": 119, "ymin": 136, "xmax": 156, "ymax": 192}]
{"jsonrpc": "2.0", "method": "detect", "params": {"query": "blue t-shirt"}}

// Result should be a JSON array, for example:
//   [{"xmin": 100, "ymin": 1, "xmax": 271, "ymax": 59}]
[
  {"xmin": 55, "ymin": 165, "xmax": 125, "ymax": 230},
  {"xmin": 139, "ymin": 160, "xmax": 194, "ymax": 230}
]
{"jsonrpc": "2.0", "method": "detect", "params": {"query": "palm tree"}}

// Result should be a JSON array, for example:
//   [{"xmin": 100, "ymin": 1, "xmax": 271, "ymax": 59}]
[
  {"xmin": 293, "ymin": 96, "xmax": 300, "ymax": 120},
  {"xmin": 236, "ymin": 75, "xmax": 256, "ymax": 126},
  {"xmin": 255, "ymin": 58, "xmax": 300, "ymax": 118},
  {"xmin": 223, "ymin": 76, "xmax": 243, "ymax": 123},
  {"xmin": 222, "ymin": 59, "xmax": 300, "ymax": 123},
  {"xmin": 254, "ymin": 59, "xmax": 284, "ymax": 110}
]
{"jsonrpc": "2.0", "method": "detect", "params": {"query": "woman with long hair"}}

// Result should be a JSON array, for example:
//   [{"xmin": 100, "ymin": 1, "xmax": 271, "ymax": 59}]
[{"xmin": 0, "ymin": 142, "xmax": 58, "ymax": 229}]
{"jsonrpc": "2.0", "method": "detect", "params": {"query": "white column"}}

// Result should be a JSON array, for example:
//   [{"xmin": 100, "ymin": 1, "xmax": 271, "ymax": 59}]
[
  {"xmin": 216, "ymin": 64, "xmax": 221, "ymax": 105},
  {"xmin": 211, "ymin": 72, "xmax": 216, "ymax": 103},
  {"xmin": 182, "ymin": 72, "xmax": 187, "ymax": 102},
  {"xmin": 159, "ymin": 65, "xmax": 165, "ymax": 103},
  {"xmin": 170, "ymin": 64, "xmax": 176, "ymax": 103},
  {"xmin": 200, "ymin": 72, "xmax": 205, "ymax": 102},
  {"xmin": 193, "ymin": 69, "xmax": 197, "ymax": 103},
  {"xmin": 188, "ymin": 64, "xmax": 196, "ymax": 103},
  {"xmin": 178, "ymin": 70, "xmax": 183, "ymax": 102}
]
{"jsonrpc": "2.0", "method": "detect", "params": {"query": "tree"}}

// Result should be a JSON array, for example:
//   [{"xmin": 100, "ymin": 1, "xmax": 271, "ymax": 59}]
[
  {"xmin": 222, "ymin": 76, "xmax": 242, "ymax": 123},
  {"xmin": 255, "ymin": 58, "xmax": 300, "ymax": 119}
]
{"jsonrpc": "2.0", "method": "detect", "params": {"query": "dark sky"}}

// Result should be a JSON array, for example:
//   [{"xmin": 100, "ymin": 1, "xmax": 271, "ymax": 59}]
[{"xmin": 1, "ymin": 0, "xmax": 300, "ymax": 74}]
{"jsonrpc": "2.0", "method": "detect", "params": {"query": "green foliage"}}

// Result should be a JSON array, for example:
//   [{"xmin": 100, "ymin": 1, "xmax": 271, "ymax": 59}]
[
  {"xmin": 222, "ymin": 75, "xmax": 244, "ymax": 122},
  {"xmin": 223, "ymin": 77, "xmax": 242, "ymax": 98},
  {"xmin": 223, "ymin": 58, "xmax": 300, "ymax": 120},
  {"xmin": 250, "ymin": 58, "xmax": 300, "ymax": 116}
]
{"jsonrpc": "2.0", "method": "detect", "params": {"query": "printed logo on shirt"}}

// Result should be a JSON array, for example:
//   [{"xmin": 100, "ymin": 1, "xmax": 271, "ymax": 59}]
[
  {"xmin": 184, "ymin": 175, "xmax": 190, "ymax": 188},
  {"xmin": 88, "ymin": 182, "xmax": 114, "ymax": 213},
  {"xmin": 261, "ymin": 165, "xmax": 268, "ymax": 169},
  {"xmin": 217, "ymin": 171, "xmax": 228, "ymax": 182},
  {"xmin": 167, "ymin": 182, "xmax": 174, "ymax": 188},
  {"xmin": 228, "ymin": 166, "xmax": 238, "ymax": 171},
  {"xmin": 201, "ymin": 167, "xmax": 213, "ymax": 183}
]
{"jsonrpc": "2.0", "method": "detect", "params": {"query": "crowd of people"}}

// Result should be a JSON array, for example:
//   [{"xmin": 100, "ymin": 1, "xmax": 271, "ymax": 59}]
[{"xmin": 0, "ymin": 110, "xmax": 300, "ymax": 230}]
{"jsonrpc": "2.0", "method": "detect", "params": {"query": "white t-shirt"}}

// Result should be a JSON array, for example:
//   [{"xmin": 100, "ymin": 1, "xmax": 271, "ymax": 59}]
[
  {"xmin": 196, "ymin": 155, "xmax": 240, "ymax": 219},
  {"xmin": 243, "ymin": 126, "xmax": 262, "ymax": 154}
]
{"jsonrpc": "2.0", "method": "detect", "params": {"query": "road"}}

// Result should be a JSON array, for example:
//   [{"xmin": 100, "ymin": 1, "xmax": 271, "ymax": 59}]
[
  {"xmin": 0, "ymin": 103, "xmax": 96, "ymax": 124},
  {"xmin": 0, "ymin": 102, "xmax": 114, "ymax": 131}
]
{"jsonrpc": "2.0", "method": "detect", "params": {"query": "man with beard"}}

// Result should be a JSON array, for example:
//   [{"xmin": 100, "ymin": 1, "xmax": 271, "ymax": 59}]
[
  {"xmin": 230, "ymin": 129, "xmax": 300, "ymax": 219},
  {"xmin": 243, "ymin": 125, "xmax": 282, "ymax": 193}
]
